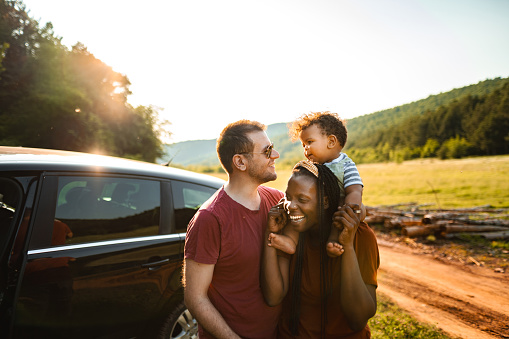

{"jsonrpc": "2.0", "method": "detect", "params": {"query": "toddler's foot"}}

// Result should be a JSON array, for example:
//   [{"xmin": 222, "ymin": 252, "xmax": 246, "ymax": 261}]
[
  {"xmin": 326, "ymin": 241, "xmax": 344, "ymax": 258},
  {"xmin": 268, "ymin": 233, "xmax": 296, "ymax": 254}
]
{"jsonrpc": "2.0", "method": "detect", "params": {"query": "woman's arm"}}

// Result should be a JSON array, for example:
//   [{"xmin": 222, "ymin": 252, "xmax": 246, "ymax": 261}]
[
  {"xmin": 261, "ymin": 204, "xmax": 291, "ymax": 306},
  {"xmin": 334, "ymin": 204, "xmax": 377, "ymax": 331}
]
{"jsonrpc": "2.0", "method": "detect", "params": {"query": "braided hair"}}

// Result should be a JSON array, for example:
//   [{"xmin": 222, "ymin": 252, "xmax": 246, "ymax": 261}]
[{"xmin": 289, "ymin": 161, "xmax": 342, "ymax": 337}]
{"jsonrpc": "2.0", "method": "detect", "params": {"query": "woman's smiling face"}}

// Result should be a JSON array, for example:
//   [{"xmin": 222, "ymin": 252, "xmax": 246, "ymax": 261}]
[{"xmin": 285, "ymin": 173, "xmax": 319, "ymax": 233}]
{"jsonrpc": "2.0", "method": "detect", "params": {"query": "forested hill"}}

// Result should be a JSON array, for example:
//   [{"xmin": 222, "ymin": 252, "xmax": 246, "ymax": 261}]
[
  {"xmin": 346, "ymin": 78, "xmax": 509, "ymax": 163},
  {"xmin": 164, "ymin": 77, "xmax": 509, "ymax": 169},
  {"xmin": 346, "ymin": 77, "xmax": 509, "ymax": 149}
]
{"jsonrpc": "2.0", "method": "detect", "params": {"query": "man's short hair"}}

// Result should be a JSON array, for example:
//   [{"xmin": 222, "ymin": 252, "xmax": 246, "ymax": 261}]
[
  {"xmin": 289, "ymin": 111, "xmax": 347, "ymax": 147},
  {"xmin": 217, "ymin": 120, "xmax": 267, "ymax": 174}
]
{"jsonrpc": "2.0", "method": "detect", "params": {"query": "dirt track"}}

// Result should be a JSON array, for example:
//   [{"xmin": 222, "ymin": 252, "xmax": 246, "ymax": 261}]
[{"xmin": 377, "ymin": 239, "xmax": 509, "ymax": 339}]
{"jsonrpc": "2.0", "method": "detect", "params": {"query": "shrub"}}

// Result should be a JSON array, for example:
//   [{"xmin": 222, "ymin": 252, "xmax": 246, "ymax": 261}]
[
  {"xmin": 421, "ymin": 139, "xmax": 440, "ymax": 158},
  {"xmin": 437, "ymin": 136, "xmax": 472, "ymax": 159}
]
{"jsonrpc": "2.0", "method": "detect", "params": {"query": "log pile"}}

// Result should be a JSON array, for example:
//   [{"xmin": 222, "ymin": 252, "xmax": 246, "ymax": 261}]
[{"xmin": 365, "ymin": 203, "xmax": 509, "ymax": 240}]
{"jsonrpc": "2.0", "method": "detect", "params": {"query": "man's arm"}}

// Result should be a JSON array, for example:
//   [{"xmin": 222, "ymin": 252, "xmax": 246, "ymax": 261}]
[{"xmin": 184, "ymin": 258, "xmax": 240, "ymax": 339}]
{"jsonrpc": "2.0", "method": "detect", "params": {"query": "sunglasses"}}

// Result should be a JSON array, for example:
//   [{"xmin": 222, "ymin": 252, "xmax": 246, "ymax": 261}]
[{"xmin": 240, "ymin": 143, "xmax": 275, "ymax": 159}]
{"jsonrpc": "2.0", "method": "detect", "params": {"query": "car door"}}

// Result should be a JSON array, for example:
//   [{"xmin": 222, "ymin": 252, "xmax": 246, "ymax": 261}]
[{"xmin": 13, "ymin": 174, "xmax": 182, "ymax": 338}]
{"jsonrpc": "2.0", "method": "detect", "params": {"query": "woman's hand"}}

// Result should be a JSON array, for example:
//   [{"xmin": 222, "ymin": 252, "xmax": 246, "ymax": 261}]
[
  {"xmin": 267, "ymin": 199, "xmax": 288, "ymax": 234},
  {"xmin": 333, "ymin": 203, "xmax": 361, "ymax": 248}
]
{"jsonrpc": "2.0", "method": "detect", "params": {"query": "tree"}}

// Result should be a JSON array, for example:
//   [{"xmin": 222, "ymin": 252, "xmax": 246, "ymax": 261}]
[{"xmin": 0, "ymin": 0, "xmax": 167, "ymax": 162}]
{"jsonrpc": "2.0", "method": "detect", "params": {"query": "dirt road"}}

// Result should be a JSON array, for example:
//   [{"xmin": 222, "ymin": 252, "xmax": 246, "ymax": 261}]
[{"xmin": 377, "ymin": 239, "xmax": 509, "ymax": 338}]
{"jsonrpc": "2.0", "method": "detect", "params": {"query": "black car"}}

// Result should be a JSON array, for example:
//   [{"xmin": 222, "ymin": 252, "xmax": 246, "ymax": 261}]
[{"xmin": 0, "ymin": 146, "xmax": 224, "ymax": 338}]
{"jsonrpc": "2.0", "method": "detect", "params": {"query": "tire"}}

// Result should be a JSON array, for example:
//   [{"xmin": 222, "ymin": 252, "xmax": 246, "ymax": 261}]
[{"xmin": 158, "ymin": 301, "xmax": 198, "ymax": 339}]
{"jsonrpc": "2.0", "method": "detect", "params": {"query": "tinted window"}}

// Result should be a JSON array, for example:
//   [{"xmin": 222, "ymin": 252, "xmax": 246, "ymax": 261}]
[
  {"xmin": 0, "ymin": 177, "xmax": 23, "ymax": 261},
  {"xmin": 171, "ymin": 181, "xmax": 217, "ymax": 233},
  {"xmin": 54, "ymin": 176, "xmax": 161, "ymax": 244}
]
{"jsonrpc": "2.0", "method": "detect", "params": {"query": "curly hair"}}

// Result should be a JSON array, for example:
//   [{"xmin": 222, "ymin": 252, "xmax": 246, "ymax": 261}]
[
  {"xmin": 289, "ymin": 162, "xmax": 342, "ymax": 337},
  {"xmin": 289, "ymin": 111, "xmax": 348, "ymax": 147}
]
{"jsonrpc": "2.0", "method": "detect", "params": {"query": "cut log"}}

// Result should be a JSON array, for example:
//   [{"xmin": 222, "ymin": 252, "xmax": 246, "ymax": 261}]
[
  {"xmin": 422, "ymin": 213, "xmax": 471, "ymax": 224},
  {"xmin": 401, "ymin": 225, "xmax": 441, "ymax": 237},
  {"xmin": 364, "ymin": 214, "xmax": 387, "ymax": 224},
  {"xmin": 385, "ymin": 218, "xmax": 423, "ymax": 229},
  {"xmin": 444, "ymin": 231, "xmax": 509, "ymax": 240},
  {"xmin": 450, "ymin": 218, "xmax": 509, "ymax": 227},
  {"xmin": 367, "ymin": 203, "xmax": 509, "ymax": 240},
  {"xmin": 440, "ymin": 224, "xmax": 509, "ymax": 234},
  {"xmin": 422, "ymin": 213, "xmax": 509, "ymax": 227}
]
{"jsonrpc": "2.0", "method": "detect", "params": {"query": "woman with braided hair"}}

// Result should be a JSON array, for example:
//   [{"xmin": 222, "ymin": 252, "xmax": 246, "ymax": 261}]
[{"xmin": 261, "ymin": 160, "xmax": 379, "ymax": 338}]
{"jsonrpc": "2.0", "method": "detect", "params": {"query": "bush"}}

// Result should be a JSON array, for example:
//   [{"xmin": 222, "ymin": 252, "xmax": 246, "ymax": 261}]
[
  {"xmin": 437, "ymin": 136, "xmax": 473, "ymax": 159},
  {"xmin": 421, "ymin": 139, "xmax": 440, "ymax": 158}
]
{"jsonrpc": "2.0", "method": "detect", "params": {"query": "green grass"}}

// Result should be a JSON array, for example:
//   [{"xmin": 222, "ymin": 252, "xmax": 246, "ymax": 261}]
[
  {"xmin": 369, "ymin": 294, "xmax": 455, "ymax": 339},
  {"xmin": 209, "ymin": 155, "xmax": 509, "ymax": 209},
  {"xmin": 357, "ymin": 156, "xmax": 509, "ymax": 209}
]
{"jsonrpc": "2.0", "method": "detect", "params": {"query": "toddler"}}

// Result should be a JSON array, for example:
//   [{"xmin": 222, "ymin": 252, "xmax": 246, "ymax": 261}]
[{"xmin": 270, "ymin": 111, "xmax": 363, "ymax": 257}]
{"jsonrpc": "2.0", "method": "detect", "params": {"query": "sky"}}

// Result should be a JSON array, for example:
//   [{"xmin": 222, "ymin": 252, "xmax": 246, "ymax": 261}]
[{"xmin": 22, "ymin": 0, "xmax": 509, "ymax": 143}]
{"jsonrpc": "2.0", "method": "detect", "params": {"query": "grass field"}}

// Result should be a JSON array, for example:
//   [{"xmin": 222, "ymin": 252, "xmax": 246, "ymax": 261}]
[
  {"xmin": 358, "ymin": 155, "xmax": 509, "ymax": 209},
  {"xmin": 211, "ymin": 155, "xmax": 509, "ymax": 209}
]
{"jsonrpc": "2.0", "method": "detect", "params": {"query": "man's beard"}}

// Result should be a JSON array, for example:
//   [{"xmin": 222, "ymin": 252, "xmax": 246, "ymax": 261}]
[{"xmin": 248, "ymin": 163, "xmax": 277, "ymax": 184}]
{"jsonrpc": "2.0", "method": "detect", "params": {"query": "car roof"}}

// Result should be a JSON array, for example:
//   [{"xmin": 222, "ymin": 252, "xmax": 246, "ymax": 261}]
[{"xmin": 0, "ymin": 146, "xmax": 225, "ymax": 187}]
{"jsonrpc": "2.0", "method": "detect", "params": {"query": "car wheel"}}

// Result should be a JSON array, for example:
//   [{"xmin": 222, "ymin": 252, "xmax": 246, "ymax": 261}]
[{"xmin": 159, "ymin": 301, "xmax": 198, "ymax": 339}]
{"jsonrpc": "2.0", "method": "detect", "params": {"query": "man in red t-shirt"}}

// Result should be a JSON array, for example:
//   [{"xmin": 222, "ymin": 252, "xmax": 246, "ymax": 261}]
[{"xmin": 184, "ymin": 120, "xmax": 284, "ymax": 339}]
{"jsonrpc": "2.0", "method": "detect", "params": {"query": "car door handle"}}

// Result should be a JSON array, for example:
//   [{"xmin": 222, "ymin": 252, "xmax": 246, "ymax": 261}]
[{"xmin": 141, "ymin": 258, "xmax": 170, "ymax": 270}]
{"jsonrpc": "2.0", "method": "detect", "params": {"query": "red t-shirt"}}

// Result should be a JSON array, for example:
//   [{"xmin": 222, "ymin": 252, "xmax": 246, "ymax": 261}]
[
  {"xmin": 185, "ymin": 185, "xmax": 284, "ymax": 339},
  {"xmin": 278, "ymin": 222, "xmax": 380, "ymax": 338}
]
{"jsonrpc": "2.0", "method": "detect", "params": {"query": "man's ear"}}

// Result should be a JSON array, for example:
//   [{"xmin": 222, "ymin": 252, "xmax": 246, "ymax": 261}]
[
  {"xmin": 327, "ymin": 135, "xmax": 338, "ymax": 149},
  {"xmin": 232, "ymin": 154, "xmax": 247, "ymax": 171}
]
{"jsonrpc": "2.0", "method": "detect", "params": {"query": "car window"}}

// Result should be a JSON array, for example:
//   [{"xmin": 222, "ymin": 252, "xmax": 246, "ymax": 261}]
[
  {"xmin": 0, "ymin": 177, "xmax": 23, "ymax": 259},
  {"xmin": 54, "ymin": 176, "xmax": 161, "ymax": 245},
  {"xmin": 171, "ymin": 181, "xmax": 217, "ymax": 233}
]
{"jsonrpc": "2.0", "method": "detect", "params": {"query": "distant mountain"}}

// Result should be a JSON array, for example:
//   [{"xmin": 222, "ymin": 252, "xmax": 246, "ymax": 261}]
[
  {"xmin": 161, "ymin": 139, "xmax": 218, "ymax": 166},
  {"xmin": 161, "ymin": 77, "xmax": 509, "ymax": 167},
  {"xmin": 160, "ymin": 123, "xmax": 296, "ymax": 167}
]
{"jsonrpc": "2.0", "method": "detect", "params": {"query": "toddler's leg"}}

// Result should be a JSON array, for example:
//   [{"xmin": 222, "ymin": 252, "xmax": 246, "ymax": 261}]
[
  {"xmin": 268, "ymin": 233, "xmax": 297, "ymax": 254},
  {"xmin": 326, "ymin": 227, "xmax": 344, "ymax": 257},
  {"xmin": 268, "ymin": 226, "xmax": 299, "ymax": 254}
]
